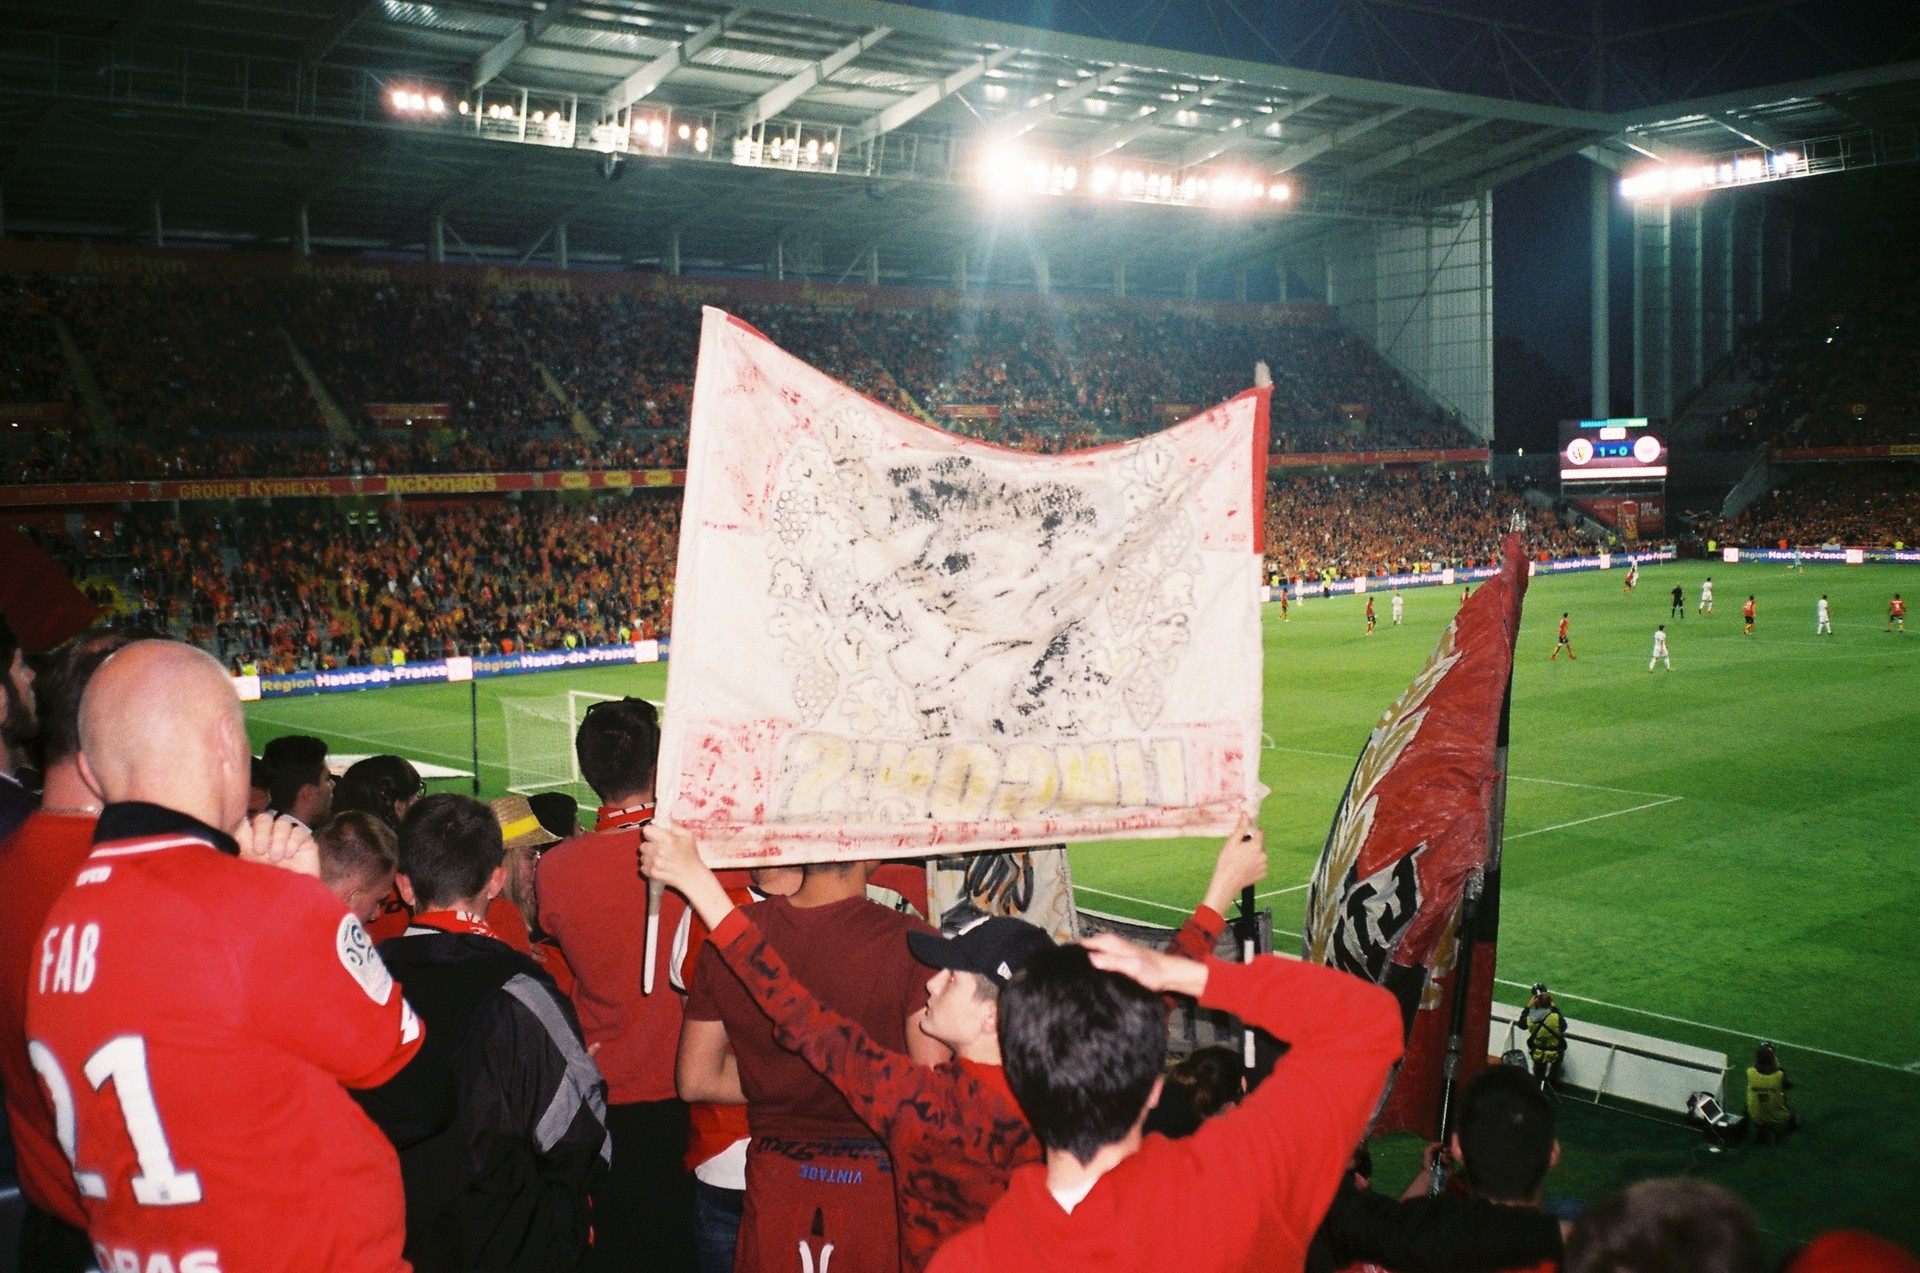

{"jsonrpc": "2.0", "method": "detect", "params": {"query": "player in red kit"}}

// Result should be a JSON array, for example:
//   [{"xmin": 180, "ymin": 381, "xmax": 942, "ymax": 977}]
[
  {"xmin": 1365, "ymin": 596, "xmax": 1376, "ymax": 635},
  {"xmin": 25, "ymin": 642, "xmax": 422, "ymax": 1273},
  {"xmin": 1891, "ymin": 593, "xmax": 1906, "ymax": 632},
  {"xmin": 1743, "ymin": 595, "xmax": 1756, "ymax": 636},
  {"xmin": 1550, "ymin": 613, "xmax": 1575, "ymax": 660}
]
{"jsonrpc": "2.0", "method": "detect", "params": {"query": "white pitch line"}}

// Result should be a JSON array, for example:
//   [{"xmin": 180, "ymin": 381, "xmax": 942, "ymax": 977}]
[
  {"xmin": 1072, "ymin": 886, "xmax": 1195, "ymax": 918},
  {"xmin": 1488, "ymin": 977, "xmax": 1917, "ymax": 1077},
  {"xmin": 1503, "ymin": 795, "xmax": 1684, "ymax": 842},
  {"xmin": 1258, "ymin": 882, "xmax": 1312, "ymax": 898},
  {"xmin": 247, "ymin": 714, "xmax": 481, "ymax": 769},
  {"xmin": 1255, "ymin": 924, "xmax": 1913, "ymax": 1076},
  {"xmin": 1264, "ymin": 744, "xmax": 1683, "ymax": 800}
]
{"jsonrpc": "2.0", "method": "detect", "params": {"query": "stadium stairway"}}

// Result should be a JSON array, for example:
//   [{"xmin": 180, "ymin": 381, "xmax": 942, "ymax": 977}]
[
  {"xmin": 279, "ymin": 326, "xmax": 360, "ymax": 444},
  {"xmin": 1673, "ymin": 367, "xmax": 1761, "ymax": 445},
  {"xmin": 52, "ymin": 315, "xmax": 119, "ymax": 445},
  {"xmin": 534, "ymin": 361, "xmax": 602, "ymax": 442}
]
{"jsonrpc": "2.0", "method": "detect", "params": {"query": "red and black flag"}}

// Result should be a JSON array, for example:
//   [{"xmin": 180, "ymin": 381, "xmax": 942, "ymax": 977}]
[{"xmin": 1301, "ymin": 533, "xmax": 1529, "ymax": 1138}]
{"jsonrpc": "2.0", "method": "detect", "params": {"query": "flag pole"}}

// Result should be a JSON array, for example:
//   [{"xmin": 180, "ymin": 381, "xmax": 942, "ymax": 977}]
[
  {"xmin": 1429, "ymin": 670, "xmax": 1513, "ymax": 1184},
  {"xmin": 1239, "ymin": 883, "xmax": 1259, "ymax": 1074}
]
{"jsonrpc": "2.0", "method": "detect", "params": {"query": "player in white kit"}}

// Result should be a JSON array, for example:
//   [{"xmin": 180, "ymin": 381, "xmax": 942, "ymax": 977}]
[
  {"xmin": 1699, "ymin": 578, "xmax": 1714, "ymax": 615},
  {"xmin": 1391, "ymin": 591, "xmax": 1404, "ymax": 626},
  {"xmin": 1649, "ymin": 625, "xmax": 1672, "ymax": 671},
  {"xmin": 1816, "ymin": 594, "xmax": 1833, "ymax": 635}
]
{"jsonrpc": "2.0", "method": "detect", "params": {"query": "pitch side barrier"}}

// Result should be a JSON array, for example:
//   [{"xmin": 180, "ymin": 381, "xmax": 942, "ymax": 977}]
[
  {"xmin": 232, "ymin": 639, "xmax": 667, "ymax": 701},
  {"xmin": 1720, "ymin": 546, "xmax": 1920, "ymax": 565},
  {"xmin": 1268, "ymin": 548, "xmax": 1677, "ymax": 601}
]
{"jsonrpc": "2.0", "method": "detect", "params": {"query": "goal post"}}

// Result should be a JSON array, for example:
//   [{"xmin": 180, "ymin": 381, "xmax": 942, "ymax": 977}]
[{"xmin": 500, "ymin": 690, "xmax": 626, "ymax": 798}]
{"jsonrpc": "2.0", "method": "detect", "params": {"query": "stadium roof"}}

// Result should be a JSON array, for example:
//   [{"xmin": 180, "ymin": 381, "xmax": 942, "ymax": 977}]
[{"xmin": 3, "ymin": 0, "xmax": 1918, "ymax": 293}]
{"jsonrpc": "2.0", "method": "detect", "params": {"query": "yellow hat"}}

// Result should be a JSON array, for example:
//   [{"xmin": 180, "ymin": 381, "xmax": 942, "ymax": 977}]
[{"xmin": 489, "ymin": 795, "xmax": 562, "ymax": 852}]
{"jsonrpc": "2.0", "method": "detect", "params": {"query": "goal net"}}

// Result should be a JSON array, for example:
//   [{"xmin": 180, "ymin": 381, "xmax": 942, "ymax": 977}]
[{"xmin": 501, "ymin": 690, "xmax": 625, "ymax": 798}]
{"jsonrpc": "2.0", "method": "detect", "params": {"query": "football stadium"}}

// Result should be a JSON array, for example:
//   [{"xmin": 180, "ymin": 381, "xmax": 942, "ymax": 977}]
[{"xmin": 3, "ymin": 0, "xmax": 1918, "ymax": 1270}]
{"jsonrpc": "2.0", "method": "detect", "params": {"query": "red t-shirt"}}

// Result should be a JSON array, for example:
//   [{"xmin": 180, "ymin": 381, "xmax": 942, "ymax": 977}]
[
  {"xmin": 537, "ymin": 821, "xmax": 688, "ymax": 1103},
  {"xmin": 0, "ymin": 810, "xmax": 99, "ymax": 1227},
  {"xmin": 704, "ymin": 907, "xmax": 1039, "ymax": 1273},
  {"xmin": 25, "ymin": 804, "xmax": 423, "ymax": 1273},
  {"xmin": 1744, "ymin": 600, "xmax": 1755, "ymax": 619},
  {"xmin": 930, "ymin": 955, "xmax": 1403, "ymax": 1273},
  {"xmin": 686, "ymin": 894, "xmax": 934, "ymax": 1142}
]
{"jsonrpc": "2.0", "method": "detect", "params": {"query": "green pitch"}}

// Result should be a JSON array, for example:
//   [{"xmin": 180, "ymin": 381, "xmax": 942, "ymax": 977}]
[{"xmin": 246, "ymin": 561, "xmax": 1920, "ymax": 1251}]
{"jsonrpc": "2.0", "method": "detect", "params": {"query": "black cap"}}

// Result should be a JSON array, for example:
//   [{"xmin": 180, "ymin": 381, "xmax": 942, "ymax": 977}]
[{"xmin": 908, "ymin": 918, "xmax": 1055, "ymax": 989}]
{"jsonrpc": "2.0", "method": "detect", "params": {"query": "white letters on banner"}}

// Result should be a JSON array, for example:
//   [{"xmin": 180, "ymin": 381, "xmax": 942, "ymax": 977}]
[{"xmin": 655, "ymin": 308, "xmax": 1270, "ymax": 866}]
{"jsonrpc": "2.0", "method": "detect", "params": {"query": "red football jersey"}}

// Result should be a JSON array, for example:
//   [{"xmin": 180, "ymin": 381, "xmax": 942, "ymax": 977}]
[{"xmin": 25, "ymin": 806, "xmax": 423, "ymax": 1273}]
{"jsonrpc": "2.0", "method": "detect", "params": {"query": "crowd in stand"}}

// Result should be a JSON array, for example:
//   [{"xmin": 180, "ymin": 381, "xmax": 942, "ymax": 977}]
[
  {"xmin": 1706, "ymin": 463, "xmax": 1919, "ymax": 549},
  {"xmin": 4, "ymin": 270, "xmax": 1477, "ymax": 485},
  {"xmin": 36, "ymin": 496, "xmax": 682, "ymax": 673},
  {"xmin": 33, "ymin": 470, "xmax": 1597, "ymax": 674},
  {"xmin": 1, "ymin": 601, "xmax": 1903, "ymax": 1273},
  {"xmin": 1263, "ymin": 471, "xmax": 1598, "ymax": 581}
]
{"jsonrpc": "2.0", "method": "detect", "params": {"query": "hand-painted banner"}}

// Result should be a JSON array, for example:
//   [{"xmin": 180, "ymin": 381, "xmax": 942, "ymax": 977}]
[{"xmin": 657, "ymin": 307, "xmax": 1269, "ymax": 866}]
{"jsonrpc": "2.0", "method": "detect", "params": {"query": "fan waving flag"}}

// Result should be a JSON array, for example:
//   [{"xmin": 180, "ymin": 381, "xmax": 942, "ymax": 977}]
[
  {"xmin": 1302, "ymin": 533, "xmax": 1529, "ymax": 1137},
  {"xmin": 655, "ymin": 307, "xmax": 1270, "ymax": 867}
]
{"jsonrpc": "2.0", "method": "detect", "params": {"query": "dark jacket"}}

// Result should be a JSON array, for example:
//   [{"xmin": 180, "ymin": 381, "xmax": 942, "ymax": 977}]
[
  {"xmin": 355, "ymin": 926, "xmax": 611, "ymax": 1273},
  {"xmin": 1307, "ymin": 1176, "xmax": 1563, "ymax": 1273}
]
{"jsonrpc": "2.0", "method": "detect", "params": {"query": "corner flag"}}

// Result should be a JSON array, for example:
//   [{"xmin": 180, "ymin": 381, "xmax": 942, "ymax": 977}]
[{"xmin": 1301, "ymin": 534, "xmax": 1529, "ymax": 1137}]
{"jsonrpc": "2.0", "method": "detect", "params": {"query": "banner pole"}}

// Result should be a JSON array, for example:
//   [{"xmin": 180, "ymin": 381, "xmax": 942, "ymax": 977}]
[
  {"xmin": 1429, "ymin": 669, "xmax": 1513, "ymax": 1188},
  {"xmin": 470, "ymin": 678, "xmax": 481, "ymax": 797},
  {"xmin": 1238, "ymin": 883, "xmax": 1259, "ymax": 1073}
]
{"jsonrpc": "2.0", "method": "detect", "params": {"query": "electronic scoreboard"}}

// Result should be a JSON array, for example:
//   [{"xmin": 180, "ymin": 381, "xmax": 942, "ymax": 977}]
[{"xmin": 1559, "ymin": 418, "xmax": 1667, "ymax": 481}]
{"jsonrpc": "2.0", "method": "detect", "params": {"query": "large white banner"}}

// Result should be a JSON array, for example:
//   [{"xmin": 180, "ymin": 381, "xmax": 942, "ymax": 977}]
[{"xmin": 656, "ymin": 308, "xmax": 1269, "ymax": 866}]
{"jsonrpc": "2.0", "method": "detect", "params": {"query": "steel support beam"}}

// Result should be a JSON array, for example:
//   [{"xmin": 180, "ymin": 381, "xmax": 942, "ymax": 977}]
[
  {"xmin": 741, "ymin": 28, "xmax": 892, "ymax": 130},
  {"xmin": 666, "ymin": 226, "xmax": 681, "ymax": 275},
  {"xmin": 304, "ymin": 0, "xmax": 381, "ymax": 66},
  {"xmin": 602, "ymin": 11, "xmax": 745, "ymax": 118},
  {"xmin": 1085, "ymin": 85, "xmax": 1214, "ymax": 159},
  {"xmin": 1339, "ymin": 117, "xmax": 1489, "ymax": 183},
  {"xmin": 848, "ymin": 46, "xmax": 1019, "ymax": 149},
  {"xmin": 1177, "ymin": 94, "xmax": 1328, "ymax": 169},
  {"xmin": 1590, "ymin": 159, "xmax": 1609, "ymax": 417},
  {"xmin": 295, "ymin": 202, "xmax": 311, "ymax": 256},
  {"xmin": 472, "ymin": 0, "xmax": 586, "ymax": 89},
  {"xmin": 1268, "ymin": 105, "xmax": 1416, "ymax": 176},
  {"xmin": 985, "ymin": 64, "xmax": 1126, "ymax": 142}
]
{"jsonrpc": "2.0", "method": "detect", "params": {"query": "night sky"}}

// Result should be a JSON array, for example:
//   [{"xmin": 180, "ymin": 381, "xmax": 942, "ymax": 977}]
[{"xmin": 891, "ymin": 1, "xmax": 1920, "ymax": 446}]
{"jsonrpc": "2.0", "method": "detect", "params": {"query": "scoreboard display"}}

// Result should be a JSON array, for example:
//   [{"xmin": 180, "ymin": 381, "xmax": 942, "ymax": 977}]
[{"xmin": 1559, "ymin": 418, "xmax": 1667, "ymax": 481}]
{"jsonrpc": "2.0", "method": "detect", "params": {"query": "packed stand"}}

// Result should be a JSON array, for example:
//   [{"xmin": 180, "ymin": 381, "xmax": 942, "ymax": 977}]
[
  {"xmin": 1706, "ymin": 463, "xmax": 1920, "ymax": 548},
  {"xmin": 34, "ymin": 495, "xmax": 681, "ymax": 674},
  {"xmin": 1262, "ymin": 469, "xmax": 1599, "ymax": 581},
  {"xmin": 0, "ymin": 281, "xmax": 75, "ymax": 406},
  {"xmin": 4, "ymin": 266, "xmax": 1476, "ymax": 484}
]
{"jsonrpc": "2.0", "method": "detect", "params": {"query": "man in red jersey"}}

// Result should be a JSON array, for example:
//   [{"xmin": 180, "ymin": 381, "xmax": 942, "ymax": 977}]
[
  {"xmin": 24, "ymin": 641, "xmax": 423, "ymax": 1273},
  {"xmin": 930, "ymin": 881, "xmax": 1400, "ymax": 1273},
  {"xmin": 536, "ymin": 694, "xmax": 698, "ymax": 1269},
  {"xmin": 0, "ymin": 630, "xmax": 133, "ymax": 1271}
]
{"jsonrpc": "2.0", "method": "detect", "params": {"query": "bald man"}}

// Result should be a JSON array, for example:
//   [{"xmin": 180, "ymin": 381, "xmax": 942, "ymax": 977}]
[{"xmin": 24, "ymin": 641, "xmax": 424, "ymax": 1273}]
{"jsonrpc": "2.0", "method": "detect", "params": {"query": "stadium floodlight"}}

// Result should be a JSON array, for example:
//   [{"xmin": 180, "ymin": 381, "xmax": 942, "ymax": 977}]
[{"xmin": 1619, "ymin": 149, "xmax": 1807, "ymax": 200}]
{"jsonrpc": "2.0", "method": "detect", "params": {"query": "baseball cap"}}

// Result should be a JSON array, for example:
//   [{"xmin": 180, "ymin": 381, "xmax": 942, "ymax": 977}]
[{"xmin": 908, "ymin": 917, "xmax": 1054, "ymax": 989}]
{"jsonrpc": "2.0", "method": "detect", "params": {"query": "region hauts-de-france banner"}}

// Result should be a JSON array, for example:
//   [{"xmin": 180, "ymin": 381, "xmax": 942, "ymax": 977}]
[{"xmin": 654, "ymin": 307, "xmax": 1271, "ymax": 867}]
